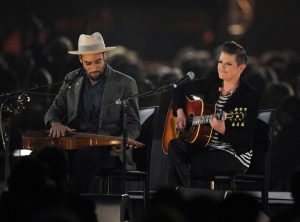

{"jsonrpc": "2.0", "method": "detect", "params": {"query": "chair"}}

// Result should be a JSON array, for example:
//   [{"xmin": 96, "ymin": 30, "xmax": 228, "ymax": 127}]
[
  {"xmin": 90, "ymin": 106, "xmax": 159, "ymax": 207},
  {"xmin": 212, "ymin": 109, "xmax": 276, "ymax": 215}
]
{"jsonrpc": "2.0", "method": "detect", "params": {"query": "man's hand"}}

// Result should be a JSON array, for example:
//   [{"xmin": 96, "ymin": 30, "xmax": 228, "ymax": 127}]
[
  {"xmin": 110, "ymin": 144, "xmax": 123, "ymax": 156},
  {"xmin": 176, "ymin": 108, "xmax": 186, "ymax": 130},
  {"xmin": 49, "ymin": 122, "xmax": 75, "ymax": 138},
  {"xmin": 209, "ymin": 117, "xmax": 225, "ymax": 134}
]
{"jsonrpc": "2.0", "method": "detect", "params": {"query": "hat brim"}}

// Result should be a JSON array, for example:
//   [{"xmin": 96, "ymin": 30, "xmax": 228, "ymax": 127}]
[{"xmin": 68, "ymin": 47, "xmax": 116, "ymax": 55}]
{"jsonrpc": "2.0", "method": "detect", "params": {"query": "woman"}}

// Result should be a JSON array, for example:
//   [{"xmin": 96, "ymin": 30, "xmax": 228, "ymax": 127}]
[{"xmin": 168, "ymin": 41, "xmax": 261, "ymax": 187}]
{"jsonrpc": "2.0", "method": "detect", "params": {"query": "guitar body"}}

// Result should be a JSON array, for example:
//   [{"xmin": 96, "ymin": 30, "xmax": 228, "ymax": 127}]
[{"xmin": 162, "ymin": 97, "xmax": 216, "ymax": 154}]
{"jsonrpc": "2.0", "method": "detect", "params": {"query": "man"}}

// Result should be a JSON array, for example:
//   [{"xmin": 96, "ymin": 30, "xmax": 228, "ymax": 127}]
[
  {"xmin": 44, "ymin": 32, "xmax": 140, "ymax": 193},
  {"xmin": 168, "ymin": 41, "xmax": 261, "ymax": 187}
]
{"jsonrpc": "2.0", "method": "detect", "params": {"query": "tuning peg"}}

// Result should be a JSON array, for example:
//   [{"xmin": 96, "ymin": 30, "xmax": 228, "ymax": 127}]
[
  {"xmin": 237, "ymin": 122, "xmax": 240, "ymax": 127},
  {"xmin": 241, "ymin": 122, "xmax": 244, "ymax": 127},
  {"xmin": 232, "ymin": 123, "xmax": 235, "ymax": 127}
]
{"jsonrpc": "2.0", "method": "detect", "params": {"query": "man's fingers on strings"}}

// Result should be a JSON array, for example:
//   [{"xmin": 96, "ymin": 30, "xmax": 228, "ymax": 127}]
[
  {"xmin": 51, "ymin": 130, "xmax": 57, "ymax": 138},
  {"xmin": 66, "ymin": 127, "xmax": 76, "ymax": 132}
]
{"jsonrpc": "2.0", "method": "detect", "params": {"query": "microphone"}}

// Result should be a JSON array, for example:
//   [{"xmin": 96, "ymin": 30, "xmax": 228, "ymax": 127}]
[{"xmin": 172, "ymin": 71, "xmax": 195, "ymax": 88}]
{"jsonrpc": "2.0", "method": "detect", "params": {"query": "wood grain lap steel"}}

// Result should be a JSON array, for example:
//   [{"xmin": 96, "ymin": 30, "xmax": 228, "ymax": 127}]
[{"xmin": 22, "ymin": 130, "xmax": 144, "ymax": 150}]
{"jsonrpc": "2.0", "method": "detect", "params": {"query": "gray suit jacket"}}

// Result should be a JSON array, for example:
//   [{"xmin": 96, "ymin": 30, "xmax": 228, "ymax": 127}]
[{"xmin": 44, "ymin": 65, "xmax": 140, "ymax": 169}]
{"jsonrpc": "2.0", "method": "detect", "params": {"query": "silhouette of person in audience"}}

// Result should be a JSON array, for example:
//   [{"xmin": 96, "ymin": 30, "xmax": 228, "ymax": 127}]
[
  {"xmin": 218, "ymin": 192, "xmax": 264, "ymax": 222},
  {"xmin": 271, "ymin": 167, "xmax": 300, "ymax": 222}
]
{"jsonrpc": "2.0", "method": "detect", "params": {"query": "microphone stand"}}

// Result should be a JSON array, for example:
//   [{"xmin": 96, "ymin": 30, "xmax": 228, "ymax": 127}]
[
  {"xmin": 114, "ymin": 81, "xmax": 177, "ymax": 107},
  {"xmin": 120, "ymin": 101, "xmax": 128, "ymax": 194},
  {"xmin": 0, "ymin": 71, "xmax": 83, "ymax": 189},
  {"xmin": 0, "ymin": 81, "xmax": 64, "ymax": 187},
  {"xmin": 114, "ymin": 81, "xmax": 180, "ymax": 195},
  {"xmin": 0, "ymin": 97, "xmax": 12, "ymax": 186}
]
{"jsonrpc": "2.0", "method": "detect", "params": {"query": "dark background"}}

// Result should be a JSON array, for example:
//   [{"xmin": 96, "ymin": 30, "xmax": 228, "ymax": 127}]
[{"xmin": 1, "ymin": 0, "xmax": 300, "ymax": 60}]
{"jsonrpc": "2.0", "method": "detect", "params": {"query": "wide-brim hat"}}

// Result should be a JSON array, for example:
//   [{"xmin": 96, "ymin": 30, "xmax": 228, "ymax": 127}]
[{"xmin": 68, "ymin": 32, "xmax": 116, "ymax": 55}]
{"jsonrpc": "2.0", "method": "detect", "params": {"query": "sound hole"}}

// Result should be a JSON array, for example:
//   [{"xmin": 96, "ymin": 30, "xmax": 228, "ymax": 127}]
[{"xmin": 179, "ymin": 117, "xmax": 194, "ymax": 140}]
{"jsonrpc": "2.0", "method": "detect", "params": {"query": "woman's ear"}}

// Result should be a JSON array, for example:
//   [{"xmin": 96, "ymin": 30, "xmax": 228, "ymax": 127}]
[{"xmin": 239, "ymin": 64, "xmax": 246, "ymax": 73}]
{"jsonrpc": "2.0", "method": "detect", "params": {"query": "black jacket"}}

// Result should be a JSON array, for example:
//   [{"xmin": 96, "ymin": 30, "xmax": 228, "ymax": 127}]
[{"xmin": 45, "ymin": 65, "xmax": 140, "ymax": 139}]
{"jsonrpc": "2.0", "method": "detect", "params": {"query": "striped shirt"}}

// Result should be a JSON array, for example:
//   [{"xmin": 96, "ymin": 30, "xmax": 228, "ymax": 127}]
[{"xmin": 207, "ymin": 92, "xmax": 252, "ymax": 168}]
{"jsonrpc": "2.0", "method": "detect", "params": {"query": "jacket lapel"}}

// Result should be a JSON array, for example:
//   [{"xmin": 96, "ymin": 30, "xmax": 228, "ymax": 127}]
[
  {"xmin": 67, "ymin": 75, "xmax": 84, "ymax": 123},
  {"xmin": 224, "ymin": 81, "xmax": 245, "ymax": 109},
  {"xmin": 98, "ymin": 66, "xmax": 119, "ymax": 128}
]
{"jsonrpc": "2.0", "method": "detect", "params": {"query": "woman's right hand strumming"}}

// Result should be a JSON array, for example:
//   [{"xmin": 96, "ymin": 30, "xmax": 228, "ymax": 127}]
[{"xmin": 176, "ymin": 108, "xmax": 186, "ymax": 130}]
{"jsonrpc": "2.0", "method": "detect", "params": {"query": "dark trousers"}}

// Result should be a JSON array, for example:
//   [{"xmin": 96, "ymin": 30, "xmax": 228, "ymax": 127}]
[
  {"xmin": 168, "ymin": 139, "xmax": 247, "ymax": 187},
  {"xmin": 70, "ymin": 147, "xmax": 122, "ymax": 194}
]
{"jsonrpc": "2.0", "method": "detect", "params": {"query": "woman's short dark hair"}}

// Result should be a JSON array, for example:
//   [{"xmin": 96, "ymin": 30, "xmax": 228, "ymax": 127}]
[{"xmin": 221, "ymin": 41, "xmax": 247, "ymax": 66}]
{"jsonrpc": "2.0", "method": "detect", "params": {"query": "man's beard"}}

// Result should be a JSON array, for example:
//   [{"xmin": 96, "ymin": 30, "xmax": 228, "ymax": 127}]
[{"xmin": 87, "ymin": 70, "xmax": 103, "ymax": 81}]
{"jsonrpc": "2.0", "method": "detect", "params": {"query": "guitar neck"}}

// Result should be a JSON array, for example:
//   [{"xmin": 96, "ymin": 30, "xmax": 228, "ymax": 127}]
[{"xmin": 191, "ymin": 112, "xmax": 226, "ymax": 125}]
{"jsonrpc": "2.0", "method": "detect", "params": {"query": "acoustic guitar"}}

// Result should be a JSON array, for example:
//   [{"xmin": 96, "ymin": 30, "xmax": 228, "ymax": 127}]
[{"xmin": 162, "ymin": 97, "xmax": 247, "ymax": 154}]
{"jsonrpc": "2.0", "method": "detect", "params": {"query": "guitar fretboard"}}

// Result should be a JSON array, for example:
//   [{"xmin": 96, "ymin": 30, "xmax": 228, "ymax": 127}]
[{"xmin": 191, "ymin": 112, "xmax": 225, "ymax": 125}]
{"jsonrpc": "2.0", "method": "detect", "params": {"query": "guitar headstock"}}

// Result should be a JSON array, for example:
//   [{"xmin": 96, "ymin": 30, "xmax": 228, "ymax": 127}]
[{"xmin": 225, "ymin": 108, "xmax": 247, "ymax": 127}]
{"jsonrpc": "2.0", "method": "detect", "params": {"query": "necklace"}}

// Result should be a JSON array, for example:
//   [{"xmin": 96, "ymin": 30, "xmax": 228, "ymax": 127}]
[{"xmin": 219, "ymin": 85, "xmax": 239, "ymax": 95}]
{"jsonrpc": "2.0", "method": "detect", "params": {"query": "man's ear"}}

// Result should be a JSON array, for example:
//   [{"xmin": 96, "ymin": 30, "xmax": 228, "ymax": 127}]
[
  {"xmin": 103, "ymin": 52, "xmax": 107, "ymax": 60},
  {"xmin": 79, "ymin": 55, "xmax": 83, "ymax": 63}
]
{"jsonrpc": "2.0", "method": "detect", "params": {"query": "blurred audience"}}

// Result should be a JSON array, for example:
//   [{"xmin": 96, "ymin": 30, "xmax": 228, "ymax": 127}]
[
  {"xmin": 0, "ymin": 146, "xmax": 97, "ymax": 222},
  {"xmin": 142, "ymin": 187, "xmax": 186, "ymax": 222}
]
